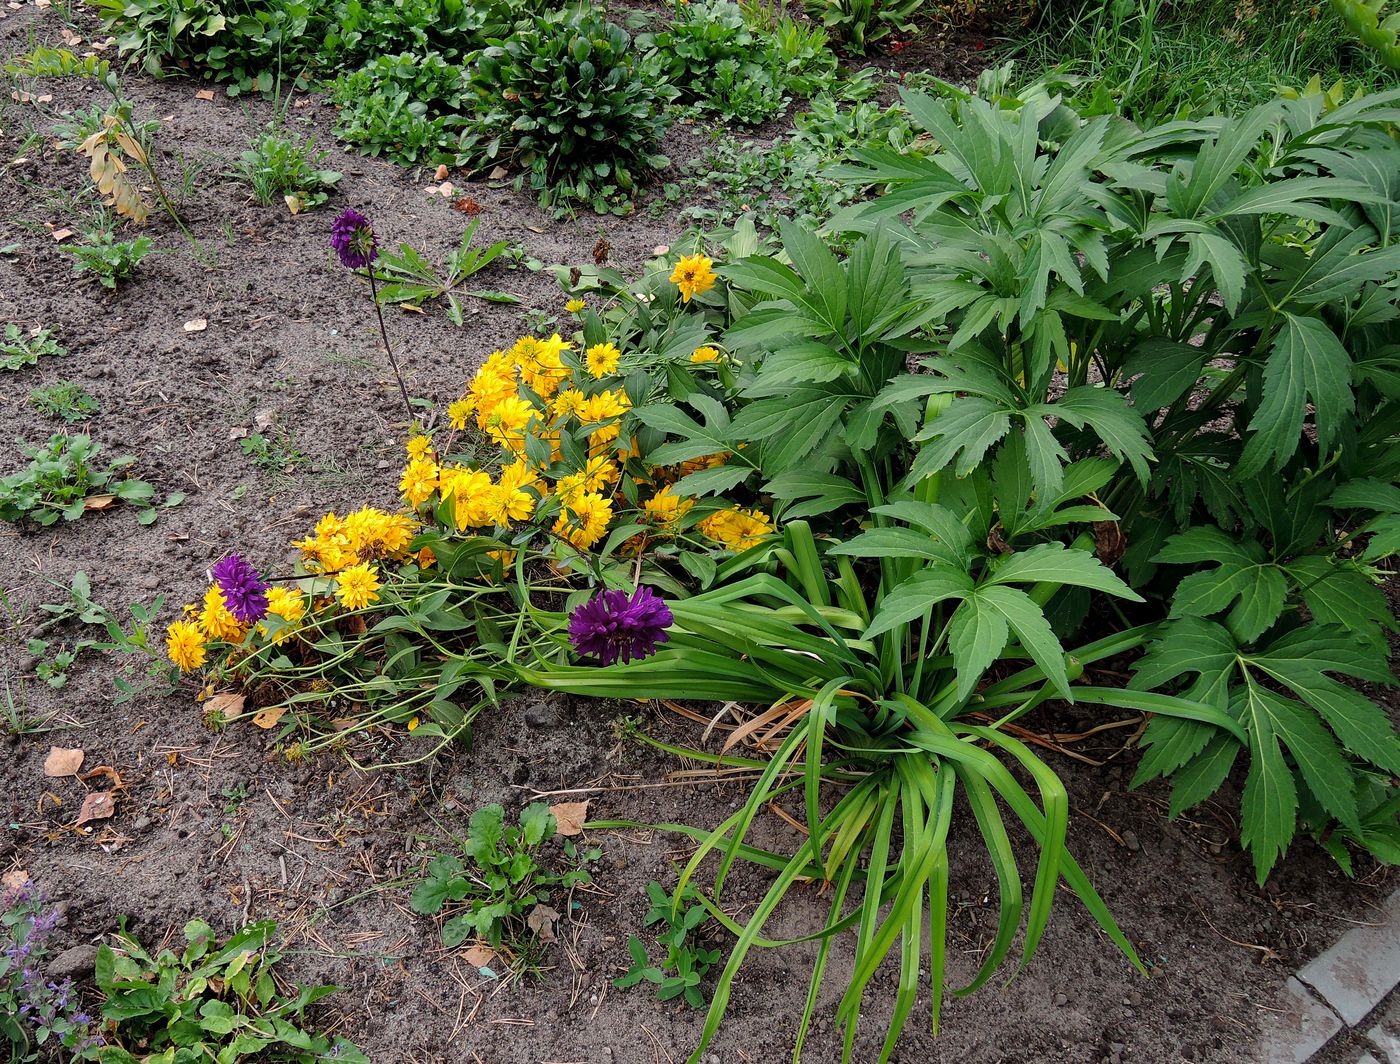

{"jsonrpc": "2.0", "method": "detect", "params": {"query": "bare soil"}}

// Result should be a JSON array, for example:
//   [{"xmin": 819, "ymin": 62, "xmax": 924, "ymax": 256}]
[{"xmin": 1, "ymin": 5, "xmax": 1395, "ymax": 1064}]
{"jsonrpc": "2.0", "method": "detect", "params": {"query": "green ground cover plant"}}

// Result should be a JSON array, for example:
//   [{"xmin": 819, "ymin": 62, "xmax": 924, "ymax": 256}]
[
  {"xmin": 1, "ymin": 325, "xmax": 65, "ymax": 371},
  {"xmin": 64, "ymin": 229, "xmax": 153, "ymax": 290},
  {"xmin": 0, "ymin": 435, "xmax": 155, "ymax": 526},
  {"xmin": 230, "ymin": 121, "xmax": 340, "ymax": 210},
  {"xmin": 29, "ymin": 380, "xmax": 100, "ymax": 423},
  {"xmin": 92, "ymin": 918, "xmax": 367, "ymax": 1063},
  {"xmin": 410, "ymin": 803, "xmax": 598, "ymax": 957}
]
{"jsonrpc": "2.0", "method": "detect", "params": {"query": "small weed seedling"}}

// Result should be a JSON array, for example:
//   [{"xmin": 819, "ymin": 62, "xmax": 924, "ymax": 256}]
[
  {"xmin": 1, "ymin": 324, "xmax": 65, "ymax": 371},
  {"xmin": 0, "ymin": 434, "xmax": 161, "ymax": 525},
  {"xmin": 240, "ymin": 428, "xmax": 309, "ymax": 478},
  {"xmin": 65, "ymin": 228, "xmax": 153, "ymax": 289},
  {"xmin": 411, "ymin": 803, "xmax": 599, "ymax": 960},
  {"xmin": 95, "ymin": 918, "xmax": 368, "ymax": 1063},
  {"xmin": 614, "ymin": 880, "xmax": 720, "ymax": 1008},
  {"xmin": 373, "ymin": 219, "xmax": 519, "ymax": 323},
  {"xmin": 231, "ymin": 122, "xmax": 341, "ymax": 211},
  {"xmin": 29, "ymin": 380, "xmax": 99, "ymax": 422},
  {"xmin": 27, "ymin": 569, "xmax": 169, "ymax": 698}
]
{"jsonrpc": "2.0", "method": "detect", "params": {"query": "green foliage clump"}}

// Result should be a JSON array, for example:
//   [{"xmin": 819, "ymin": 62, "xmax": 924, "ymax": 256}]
[
  {"xmin": 806, "ymin": 0, "xmax": 925, "ymax": 53},
  {"xmin": 328, "ymin": 51, "xmax": 466, "ymax": 164},
  {"xmin": 410, "ymin": 803, "xmax": 598, "ymax": 954},
  {"xmin": 641, "ymin": 0, "xmax": 838, "ymax": 124},
  {"xmin": 65, "ymin": 230, "xmax": 153, "ymax": 290},
  {"xmin": 230, "ymin": 123, "xmax": 340, "ymax": 209},
  {"xmin": 28, "ymin": 380, "xmax": 99, "ymax": 423},
  {"xmin": 458, "ymin": 10, "xmax": 678, "ymax": 214},
  {"xmin": 0, "ymin": 435, "xmax": 154, "ymax": 526},
  {"xmin": 1, "ymin": 325, "xmax": 65, "ymax": 371},
  {"xmin": 614, "ymin": 881, "xmax": 720, "ymax": 1008},
  {"xmin": 93, "ymin": 918, "xmax": 368, "ymax": 1063}
]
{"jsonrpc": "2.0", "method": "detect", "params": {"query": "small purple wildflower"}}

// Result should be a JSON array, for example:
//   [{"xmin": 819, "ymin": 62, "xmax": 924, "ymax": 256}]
[
  {"xmin": 330, "ymin": 207, "xmax": 378, "ymax": 269},
  {"xmin": 568, "ymin": 586, "xmax": 673, "ymax": 666},
  {"xmin": 211, "ymin": 554, "xmax": 269, "ymax": 624}
]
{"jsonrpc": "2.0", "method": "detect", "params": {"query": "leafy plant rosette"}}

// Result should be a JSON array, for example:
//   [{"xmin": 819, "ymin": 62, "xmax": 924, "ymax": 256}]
[{"xmin": 457, "ymin": 8, "xmax": 679, "ymax": 213}]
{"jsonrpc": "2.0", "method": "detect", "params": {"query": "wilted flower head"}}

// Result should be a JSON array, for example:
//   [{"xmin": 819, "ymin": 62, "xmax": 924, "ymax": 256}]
[
  {"xmin": 330, "ymin": 207, "xmax": 378, "ymax": 269},
  {"xmin": 568, "ymin": 586, "xmax": 673, "ymax": 666},
  {"xmin": 211, "ymin": 554, "xmax": 269, "ymax": 624}
]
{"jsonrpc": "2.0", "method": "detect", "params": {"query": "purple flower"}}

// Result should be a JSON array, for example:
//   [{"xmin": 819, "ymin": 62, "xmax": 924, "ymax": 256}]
[
  {"xmin": 568, "ymin": 586, "xmax": 673, "ymax": 666},
  {"xmin": 211, "ymin": 554, "xmax": 269, "ymax": 624},
  {"xmin": 330, "ymin": 208, "xmax": 378, "ymax": 269}
]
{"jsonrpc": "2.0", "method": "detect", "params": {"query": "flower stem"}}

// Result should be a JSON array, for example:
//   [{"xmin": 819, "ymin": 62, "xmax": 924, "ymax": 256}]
[{"xmin": 366, "ymin": 267, "xmax": 416, "ymax": 427}]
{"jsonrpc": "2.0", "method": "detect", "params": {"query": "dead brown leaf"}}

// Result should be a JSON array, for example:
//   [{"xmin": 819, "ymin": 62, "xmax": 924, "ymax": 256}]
[
  {"xmin": 81, "ymin": 766, "xmax": 123, "ymax": 788},
  {"xmin": 75, "ymin": 791, "xmax": 115, "ymax": 827},
  {"xmin": 43, "ymin": 746, "xmax": 83, "ymax": 778},
  {"xmin": 549, "ymin": 800, "xmax": 590, "ymax": 837},
  {"xmin": 1, "ymin": 869, "xmax": 28, "ymax": 893},
  {"xmin": 195, "ymin": 89, "xmax": 215, "ymax": 101},
  {"xmin": 487, "ymin": 165, "xmax": 508, "ymax": 180},
  {"xmin": 206, "ymin": 691, "xmax": 245, "ymax": 720},
  {"xmin": 183, "ymin": 318, "xmax": 208, "ymax": 332},
  {"xmin": 50, "ymin": 228, "xmax": 74, "ymax": 242},
  {"xmin": 526, "ymin": 904, "xmax": 560, "ymax": 943},
  {"xmin": 83, "ymin": 494, "xmax": 116, "ymax": 511},
  {"xmin": 433, "ymin": 163, "xmax": 449, "ymax": 181},
  {"xmin": 463, "ymin": 943, "xmax": 497, "ymax": 968},
  {"xmin": 253, "ymin": 706, "xmax": 287, "ymax": 729}
]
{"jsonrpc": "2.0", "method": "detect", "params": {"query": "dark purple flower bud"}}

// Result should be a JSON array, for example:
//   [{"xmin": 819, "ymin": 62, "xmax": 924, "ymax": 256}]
[
  {"xmin": 211, "ymin": 554, "xmax": 269, "ymax": 624},
  {"xmin": 567, "ymin": 586, "xmax": 673, "ymax": 667},
  {"xmin": 330, "ymin": 208, "xmax": 378, "ymax": 269}
]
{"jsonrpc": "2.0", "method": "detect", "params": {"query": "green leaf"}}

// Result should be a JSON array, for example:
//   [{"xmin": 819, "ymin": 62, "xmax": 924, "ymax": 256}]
[
  {"xmin": 862, "ymin": 569, "xmax": 974, "ymax": 640},
  {"xmin": 1238, "ymin": 314, "xmax": 1354, "ymax": 475},
  {"xmin": 1237, "ymin": 686, "xmax": 1300, "ymax": 883},
  {"xmin": 987, "ymin": 542, "xmax": 1142, "ymax": 600}
]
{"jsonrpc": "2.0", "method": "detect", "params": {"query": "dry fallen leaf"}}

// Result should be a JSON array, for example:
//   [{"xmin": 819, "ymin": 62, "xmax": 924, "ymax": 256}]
[
  {"xmin": 653, "ymin": 244, "xmax": 670, "ymax": 256},
  {"xmin": 438, "ymin": 181, "xmax": 455, "ymax": 197},
  {"xmin": 183, "ymin": 318, "xmax": 208, "ymax": 333},
  {"xmin": 83, "ymin": 494, "xmax": 116, "ymax": 511},
  {"xmin": 433, "ymin": 163, "xmax": 449, "ymax": 181},
  {"xmin": 75, "ymin": 791, "xmax": 115, "ymax": 827},
  {"xmin": 527, "ymin": 904, "xmax": 560, "ymax": 943},
  {"xmin": 253, "ymin": 705, "xmax": 287, "ymax": 729},
  {"xmin": 81, "ymin": 766, "xmax": 123, "ymax": 788},
  {"xmin": 206, "ymin": 691, "xmax": 245, "ymax": 720},
  {"xmin": 549, "ymin": 800, "xmax": 590, "ymax": 837},
  {"xmin": 195, "ymin": 89, "xmax": 215, "ymax": 101},
  {"xmin": 2, "ymin": 869, "xmax": 28, "ymax": 892},
  {"xmin": 43, "ymin": 746, "xmax": 84, "ymax": 778},
  {"xmin": 50, "ymin": 228, "xmax": 74, "ymax": 242},
  {"xmin": 284, "ymin": 192, "xmax": 304, "ymax": 215},
  {"xmin": 463, "ymin": 943, "xmax": 497, "ymax": 968},
  {"xmin": 487, "ymin": 165, "xmax": 508, "ymax": 180}
]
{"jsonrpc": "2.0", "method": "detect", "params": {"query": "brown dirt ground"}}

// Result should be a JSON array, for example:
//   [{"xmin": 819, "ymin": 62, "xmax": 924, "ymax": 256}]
[{"xmin": 1, "ymin": 4, "xmax": 1396, "ymax": 1064}]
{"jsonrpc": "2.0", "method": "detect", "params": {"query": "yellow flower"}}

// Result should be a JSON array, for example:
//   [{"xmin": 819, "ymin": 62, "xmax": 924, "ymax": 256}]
[
  {"xmin": 554, "ymin": 491, "xmax": 613, "ymax": 550},
  {"xmin": 343, "ymin": 506, "xmax": 416, "ymax": 560},
  {"xmin": 579, "ymin": 389, "xmax": 630, "ymax": 445},
  {"xmin": 439, "ymin": 465, "xmax": 493, "ymax": 528},
  {"xmin": 483, "ymin": 395, "xmax": 538, "ymax": 451},
  {"xmin": 165, "ymin": 619, "xmax": 207, "ymax": 671},
  {"xmin": 500, "ymin": 458, "xmax": 542, "ymax": 493},
  {"xmin": 513, "ymin": 334, "xmax": 572, "ymax": 399},
  {"xmin": 691, "ymin": 345, "xmax": 720, "ymax": 363},
  {"xmin": 553, "ymin": 471, "xmax": 585, "ymax": 505},
  {"xmin": 484, "ymin": 482, "xmax": 535, "ymax": 526},
  {"xmin": 643, "ymin": 485, "xmax": 694, "ymax": 529},
  {"xmin": 265, "ymin": 586, "xmax": 306, "ymax": 623},
  {"xmin": 670, "ymin": 253, "xmax": 716, "ymax": 303},
  {"xmin": 400, "ymin": 456, "xmax": 440, "ymax": 507},
  {"xmin": 586, "ymin": 342, "xmax": 621, "ymax": 378},
  {"xmin": 701, "ymin": 507, "xmax": 774, "ymax": 551},
  {"xmin": 259, "ymin": 586, "xmax": 306, "ymax": 644},
  {"xmin": 335, "ymin": 564, "xmax": 381, "ymax": 610},
  {"xmin": 405, "ymin": 435, "xmax": 434, "ymax": 459},
  {"xmin": 448, "ymin": 397, "xmax": 474, "ymax": 430},
  {"xmin": 552, "ymin": 388, "xmax": 587, "ymax": 420},
  {"xmin": 199, "ymin": 586, "xmax": 244, "ymax": 643},
  {"xmin": 565, "ymin": 298, "xmax": 587, "ymax": 313},
  {"xmin": 583, "ymin": 454, "xmax": 617, "ymax": 493}
]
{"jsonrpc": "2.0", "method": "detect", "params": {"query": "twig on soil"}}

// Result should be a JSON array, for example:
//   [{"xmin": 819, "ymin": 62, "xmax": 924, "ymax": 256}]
[{"xmin": 1190, "ymin": 897, "xmax": 1280, "ymax": 963}]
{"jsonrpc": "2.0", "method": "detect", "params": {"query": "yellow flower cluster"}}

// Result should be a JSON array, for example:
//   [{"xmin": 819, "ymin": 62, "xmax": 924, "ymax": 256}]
[{"xmin": 292, "ymin": 506, "xmax": 417, "ymax": 572}]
